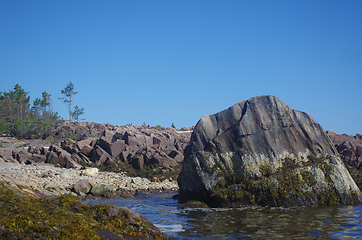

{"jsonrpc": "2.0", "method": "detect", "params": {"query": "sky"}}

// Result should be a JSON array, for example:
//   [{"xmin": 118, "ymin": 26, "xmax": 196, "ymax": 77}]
[{"xmin": 0, "ymin": 1, "xmax": 361, "ymax": 135}]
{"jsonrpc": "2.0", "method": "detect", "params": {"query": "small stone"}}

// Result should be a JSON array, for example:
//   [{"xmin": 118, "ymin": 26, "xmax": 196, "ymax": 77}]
[
  {"xmin": 131, "ymin": 177, "xmax": 142, "ymax": 184},
  {"xmin": 81, "ymin": 167, "xmax": 98, "ymax": 177}
]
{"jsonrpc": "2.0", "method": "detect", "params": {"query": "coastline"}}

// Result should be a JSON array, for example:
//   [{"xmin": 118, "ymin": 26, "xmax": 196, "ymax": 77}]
[{"xmin": 0, "ymin": 161, "xmax": 179, "ymax": 198}]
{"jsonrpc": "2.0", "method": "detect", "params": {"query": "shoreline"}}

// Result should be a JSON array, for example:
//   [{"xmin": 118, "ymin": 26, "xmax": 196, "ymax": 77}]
[{"xmin": 0, "ymin": 161, "xmax": 179, "ymax": 198}]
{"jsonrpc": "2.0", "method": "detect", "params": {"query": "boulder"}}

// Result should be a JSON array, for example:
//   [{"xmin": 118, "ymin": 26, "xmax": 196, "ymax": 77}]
[
  {"xmin": 29, "ymin": 153, "xmax": 47, "ymax": 163},
  {"xmin": 73, "ymin": 180, "xmax": 92, "ymax": 195},
  {"xmin": 79, "ymin": 145, "xmax": 93, "ymax": 156},
  {"xmin": 90, "ymin": 145, "xmax": 115, "ymax": 166},
  {"xmin": 0, "ymin": 148, "xmax": 16, "ymax": 162},
  {"xmin": 109, "ymin": 140, "xmax": 127, "ymax": 158},
  {"xmin": 12, "ymin": 149, "xmax": 32, "ymax": 163},
  {"xmin": 96, "ymin": 134, "xmax": 113, "ymax": 155},
  {"xmin": 46, "ymin": 145, "xmax": 81, "ymax": 168},
  {"xmin": 130, "ymin": 155, "xmax": 144, "ymax": 169},
  {"xmin": 29, "ymin": 120, "xmax": 192, "ymax": 171},
  {"xmin": 90, "ymin": 184, "xmax": 110, "ymax": 196},
  {"xmin": 60, "ymin": 170, "xmax": 77, "ymax": 179},
  {"xmin": 81, "ymin": 167, "xmax": 99, "ymax": 177},
  {"xmin": 61, "ymin": 140, "xmax": 79, "ymax": 154},
  {"xmin": 178, "ymin": 95, "xmax": 362, "ymax": 207},
  {"xmin": 76, "ymin": 139, "xmax": 93, "ymax": 150}
]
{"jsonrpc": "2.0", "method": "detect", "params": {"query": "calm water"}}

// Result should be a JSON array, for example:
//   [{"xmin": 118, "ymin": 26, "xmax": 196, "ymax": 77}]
[{"xmin": 86, "ymin": 193, "xmax": 362, "ymax": 239}]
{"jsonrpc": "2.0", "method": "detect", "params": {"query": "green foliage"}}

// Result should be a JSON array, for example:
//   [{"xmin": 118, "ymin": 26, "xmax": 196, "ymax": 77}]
[
  {"xmin": 0, "ymin": 84, "xmax": 60, "ymax": 138},
  {"xmin": 72, "ymin": 105, "xmax": 85, "ymax": 122},
  {"xmin": 59, "ymin": 81, "xmax": 79, "ymax": 121},
  {"xmin": 64, "ymin": 128, "xmax": 76, "ymax": 140},
  {"xmin": 171, "ymin": 123, "xmax": 176, "ymax": 129}
]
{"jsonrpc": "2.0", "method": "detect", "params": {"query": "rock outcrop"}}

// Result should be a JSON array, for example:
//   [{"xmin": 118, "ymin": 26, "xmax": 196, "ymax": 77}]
[
  {"xmin": 327, "ymin": 131, "xmax": 362, "ymax": 188},
  {"xmin": 0, "ymin": 124, "xmax": 192, "ymax": 172},
  {"xmin": 327, "ymin": 131, "xmax": 362, "ymax": 168},
  {"xmin": 178, "ymin": 95, "xmax": 361, "ymax": 207}
]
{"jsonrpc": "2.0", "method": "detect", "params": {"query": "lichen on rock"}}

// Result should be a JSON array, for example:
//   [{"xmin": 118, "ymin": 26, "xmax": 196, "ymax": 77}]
[{"xmin": 178, "ymin": 95, "xmax": 362, "ymax": 207}]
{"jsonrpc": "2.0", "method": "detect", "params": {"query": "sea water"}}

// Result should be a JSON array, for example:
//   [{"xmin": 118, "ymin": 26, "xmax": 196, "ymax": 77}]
[{"xmin": 86, "ymin": 193, "xmax": 362, "ymax": 239}]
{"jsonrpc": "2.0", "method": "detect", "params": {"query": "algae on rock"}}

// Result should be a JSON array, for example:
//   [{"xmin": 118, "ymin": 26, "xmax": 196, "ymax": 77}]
[
  {"xmin": 0, "ymin": 181, "xmax": 171, "ymax": 239},
  {"xmin": 178, "ymin": 95, "xmax": 361, "ymax": 207}
]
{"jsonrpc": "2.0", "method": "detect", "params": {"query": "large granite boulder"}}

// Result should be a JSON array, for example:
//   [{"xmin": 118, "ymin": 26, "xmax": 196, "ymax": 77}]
[{"xmin": 178, "ymin": 95, "xmax": 361, "ymax": 207}]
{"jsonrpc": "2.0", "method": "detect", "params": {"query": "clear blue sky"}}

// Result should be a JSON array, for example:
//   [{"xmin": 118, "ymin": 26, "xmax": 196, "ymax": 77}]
[{"xmin": 1, "ymin": 1, "xmax": 361, "ymax": 135}]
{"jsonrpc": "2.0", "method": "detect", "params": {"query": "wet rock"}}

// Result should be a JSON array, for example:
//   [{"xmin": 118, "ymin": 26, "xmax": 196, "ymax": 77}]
[
  {"xmin": 73, "ymin": 180, "xmax": 92, "ymax": 195},
  {"xmin": 178, "ymin": 95, "xmax": 362, "ymax": 207},
  {"xmin": 90, "ymin": 183, "xmax": 110, "ymax": 196},
  {"xmin": 181, "ymin": 200, "xmax": 209, "ymax": 208}
]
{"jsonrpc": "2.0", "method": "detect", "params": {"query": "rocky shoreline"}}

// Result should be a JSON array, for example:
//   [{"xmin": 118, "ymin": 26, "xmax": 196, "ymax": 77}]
[{"xmin": 0, "ymin": 161, "xmax": 178, "ymax": 199}]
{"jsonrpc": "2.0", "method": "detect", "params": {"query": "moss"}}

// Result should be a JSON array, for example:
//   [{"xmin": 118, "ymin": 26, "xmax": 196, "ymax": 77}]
[
  {"xmin": 0, "ymin": 182, "xmax": 170, "ymax": 239},
  {"xmin": 209, "ymin": 156, "xmax": 353, "ymax": 207}
]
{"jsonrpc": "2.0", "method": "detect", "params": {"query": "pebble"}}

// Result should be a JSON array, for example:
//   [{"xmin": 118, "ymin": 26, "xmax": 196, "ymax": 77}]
[{"xmin": 0, "ymin": 163, "xmax": 179, "ymax": 196}]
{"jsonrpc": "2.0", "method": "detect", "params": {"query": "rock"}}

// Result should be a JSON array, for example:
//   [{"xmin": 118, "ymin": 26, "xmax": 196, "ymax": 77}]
[
  {"xmin": 4, "ymin": 120, "xmax": 193, "ymax": 172},
  {"xmin": 327, "ymin": 131, "xmax": 362, "ymax": 189},
  {"xmin": 90, "ymin": 145, "xmax": 115, "ymax": 166},
  {"xmin": 168, "ymin": 150, "xmax": 184, "ymax": 162},
  {"xmin": 0, "ymin": 148, "xmax": 16, "ymax": 161},
  {"xmin": 109, "ymin": 140, "xmax": 127, "ymax": 158},
  {"xmin": 81, "ymin": 167, "xmax": 98, "ymax": 177},
  {"xmin": 96, "ymin": 134, "xmax": 113, "ymax": 155},
  {"xmin": 61, "ymin": 140, "xmax": 79, "ymax": 154},
  {"xmin": 103, "ymin": 158, "xmax": 118, "ymax": 167},
  {"xmin": 90, "ymin": 183, "xmax": 110, "ymax": 196},
  {"xmin": 130, "ymin": 155, "xmax": 144, "ymax": 169},
  {"xmin": 76, "ymin": 139, "xmax": 92, "ymax": 150},
  {"xmin": 182, "ymin": 200, "xmax": 209, "ymax": 208},
  {"xmin": 96, "ymin": 229, "xmax": 123, "ymax": 240},
  {"xmin": 105, "ymin": 206, "xmax": 142, "ymax": 223},
  {"xmin": 12, "ymin": 149, "xmax": 32, "ymax": 163},
  {"xmin": 327, "ymin": 131, "xmax": 362, "ymax": 168},
  {"xmin": 131, "ymin": 177, "xmax": 142, "ymax": 184},
  {"xmin": 46, "ymin": 145, "xmax": 82, "ymax": 168},
  {"xmin": 79, "ymin": 144, "xmax": 93, "ymax": 156},
  {"xmin": 60, "ymin": 170, "xmax": 77, "ymax": 179},
  {"xmin": 29, "ymin": 153, "xmax": 47, "ymax": 163},
  {"xmin": 73, "ymin": 180, "xmax": 92, "ymax": 195},
  {"xmin": 0, "ymin": 157, "xmax": 20, "ymax": 169},
  {"xmin": 178, "ymin": 95, "xmax": 362, "ymax": 207}
]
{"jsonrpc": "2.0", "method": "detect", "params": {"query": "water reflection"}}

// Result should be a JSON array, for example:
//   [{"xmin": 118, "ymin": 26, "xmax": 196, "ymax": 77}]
[{"xmin": 86, "ymin": 194, "xmax": 362, "ymax": 239}]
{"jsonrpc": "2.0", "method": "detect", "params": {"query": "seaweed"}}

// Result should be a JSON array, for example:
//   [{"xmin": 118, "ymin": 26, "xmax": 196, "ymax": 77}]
[
  {"xmin": 0, "ymin": 182, "xmax": 171, "ymax": 239},
  {"xmin": 209, "ymin": 155, "xmax": 358, "ymax": 207}
]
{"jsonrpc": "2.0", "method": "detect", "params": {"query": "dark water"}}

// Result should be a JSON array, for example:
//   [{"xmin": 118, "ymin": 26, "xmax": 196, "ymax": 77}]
[{"xmin": 86, "ymin": 193, "xmax": 362, "ymax": 239}]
